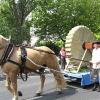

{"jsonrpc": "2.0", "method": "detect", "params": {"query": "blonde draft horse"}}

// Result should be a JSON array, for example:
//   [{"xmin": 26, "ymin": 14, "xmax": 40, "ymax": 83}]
[{"xmin": 0, "ymin": 35, "xmax": 66, "ymax": 100}]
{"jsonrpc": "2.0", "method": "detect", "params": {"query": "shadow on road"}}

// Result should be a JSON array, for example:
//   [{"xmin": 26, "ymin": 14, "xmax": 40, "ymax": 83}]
[
  {"xmin": 67, "ymin": 81, "xmax": 93, "ymax": 90},
  {"xmin": 25, "ymin": 82, "xmax": 94, "ymax": 100},
  {"xmin": 25, "ymin": 86, "xmax": 78, "ymax": 100}
]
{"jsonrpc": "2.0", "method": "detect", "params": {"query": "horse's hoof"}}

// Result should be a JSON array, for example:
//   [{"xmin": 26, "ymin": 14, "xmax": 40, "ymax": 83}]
[
  {"xmin": 56, "ymin": 91, "xmax": 62, "ymax": 95},
  {"xmin": 12, "ymin": 98, "xmax": 18, "ymax": 100},
  {"xmin": 35, "ymin": 93, "xmax": 41, "ymax": 97},
  {"xmin": 12, "ymin": 98, "xmax": 16, "ymax": 100},
  {"xmin": 18, "ymin": 91, "xmax": 22, "ymax": 96}
]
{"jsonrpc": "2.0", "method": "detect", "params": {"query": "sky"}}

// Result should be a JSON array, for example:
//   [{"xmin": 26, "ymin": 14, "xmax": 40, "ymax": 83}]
[{"xmin": 30, "ymin": 36, "xmax": 38, "ymax": 46}]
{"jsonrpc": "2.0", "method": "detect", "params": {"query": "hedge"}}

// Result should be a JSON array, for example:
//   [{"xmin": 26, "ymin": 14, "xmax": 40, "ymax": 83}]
[{"xmin": 34, "ymin": 41, "xmax": 64, "ymax": 55}]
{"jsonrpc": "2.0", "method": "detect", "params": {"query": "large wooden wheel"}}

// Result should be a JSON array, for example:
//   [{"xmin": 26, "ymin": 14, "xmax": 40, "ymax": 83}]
[{"xmin": 65, "ymin": 25, "xmax": 95, "ymax": 66}]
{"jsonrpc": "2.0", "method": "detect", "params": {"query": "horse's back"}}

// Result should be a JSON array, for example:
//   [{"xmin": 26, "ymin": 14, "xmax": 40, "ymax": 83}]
[
  {"xmin": 25, "ymin": 46, "xmax": 56, "ymax": 70},
  {"xmin": 25, "ymin": 47, "xmax": 49, "ymax": 70},
  {"xmin": 33, "ymin": 46, "xmax": 55, "ymax": 53}
]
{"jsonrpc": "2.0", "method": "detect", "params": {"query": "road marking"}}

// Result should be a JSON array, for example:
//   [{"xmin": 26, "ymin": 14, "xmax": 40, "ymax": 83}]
[{"xmin": 27, "ymin": 96, "xmax": 43, "ymax": 100}]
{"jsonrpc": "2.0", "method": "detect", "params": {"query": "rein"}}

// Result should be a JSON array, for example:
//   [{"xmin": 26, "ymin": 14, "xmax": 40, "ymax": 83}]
[{"xmin": 32, "ymin": 47, "xmax": 90, "ymax": 63}]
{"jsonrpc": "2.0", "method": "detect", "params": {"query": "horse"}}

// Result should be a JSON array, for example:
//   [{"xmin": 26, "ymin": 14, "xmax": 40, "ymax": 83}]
[{"xmin": 0, "ymin": 35, "xmax": 66, "ymax": 100}]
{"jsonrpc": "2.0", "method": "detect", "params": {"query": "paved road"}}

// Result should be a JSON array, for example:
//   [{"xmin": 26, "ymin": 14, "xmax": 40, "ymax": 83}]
[{"xmin": 0, "ymin": 72, "xmax": 100, "ymax": 100}]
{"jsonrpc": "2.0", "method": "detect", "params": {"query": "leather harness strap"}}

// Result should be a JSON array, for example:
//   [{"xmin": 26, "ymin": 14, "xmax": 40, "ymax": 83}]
[
  {"xmin": 7, "ymin": 58, "xmax": 42, "ymax": 80},
  {"xmin": 0, "ymin": 41, "xmax": 42, "ymax": 81},
  {"xmin": 20, "ymin": 46, "xmax": 27, "ymax": 81}
]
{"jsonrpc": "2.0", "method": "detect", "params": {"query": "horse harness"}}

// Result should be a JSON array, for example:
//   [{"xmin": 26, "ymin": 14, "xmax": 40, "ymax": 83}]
[
  {"xmin": 0, "ymin": 41, "xmax": 42, "ymax": 81},
  {"xmin": 0, "ymin": 41, "xmax": 14, "ymax": 65},
  {"xmin": 0, "ymin": 40, "xmax": 91, "ymax": 82}
]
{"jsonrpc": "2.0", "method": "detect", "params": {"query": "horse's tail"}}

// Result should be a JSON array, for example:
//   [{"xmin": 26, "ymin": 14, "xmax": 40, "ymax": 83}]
[{"xmin": 46, "ymin": 54, "xmax": 66, "ymax": 90}]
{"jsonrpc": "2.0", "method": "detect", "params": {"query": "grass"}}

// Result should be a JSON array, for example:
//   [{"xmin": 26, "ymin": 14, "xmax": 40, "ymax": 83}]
[
  {"xmin": 69, "ymin": 66, "xmax": 90, "ymax": 72},
  {"xmin": 59, "ymin": 59, "xmax": 90, "ymax": 72}
]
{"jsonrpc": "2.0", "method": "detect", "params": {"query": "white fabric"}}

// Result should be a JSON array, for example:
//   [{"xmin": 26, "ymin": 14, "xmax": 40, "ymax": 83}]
[
  {"xmin": 92, "ymin": 48, "xmax": 100, "ymax": 69},
  {"xmin": 66, "ymin": 58, "xmax": 70, "ymax": 64}
]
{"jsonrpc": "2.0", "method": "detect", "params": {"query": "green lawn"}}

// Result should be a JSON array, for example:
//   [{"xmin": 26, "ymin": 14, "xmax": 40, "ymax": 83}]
[{"xmin": 69, "ymin": 66, "xmax": 90, "ymax": 72}]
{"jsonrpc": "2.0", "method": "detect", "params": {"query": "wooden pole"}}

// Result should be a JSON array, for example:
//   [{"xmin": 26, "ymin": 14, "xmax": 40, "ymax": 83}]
[{"xmin": 77, "ymin": 49, "xmax": 87, "ymax": 72}]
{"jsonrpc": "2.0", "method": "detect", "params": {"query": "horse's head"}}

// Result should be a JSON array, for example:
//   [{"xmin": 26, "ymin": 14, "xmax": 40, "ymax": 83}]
[
  {"xmin": 0, "ymin": 35, "xmax": 9, "ymax": 62},
  {"xmin": 0, "ymin": 35, "xmax": 9, "ymax": 46}
]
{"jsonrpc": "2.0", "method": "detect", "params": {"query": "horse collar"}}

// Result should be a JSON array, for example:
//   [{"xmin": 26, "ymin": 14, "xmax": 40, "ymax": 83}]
[{"xmin": 0, "ymin": 42, "xmax": 14, "ymax": 65}]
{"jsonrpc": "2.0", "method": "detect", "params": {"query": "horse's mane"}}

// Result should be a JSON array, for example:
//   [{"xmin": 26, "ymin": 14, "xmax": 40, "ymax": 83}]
[{"xmin": 0, "ymin": 35, "xmax": 8, "ymax": 41}]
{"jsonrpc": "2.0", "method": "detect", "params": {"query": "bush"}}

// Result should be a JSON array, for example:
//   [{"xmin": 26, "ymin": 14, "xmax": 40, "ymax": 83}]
[
  {"xmin": 35, "ymin": 41, "xmax": 64, "ymax": 55},
  {"xmin": 79, "ymin": 66, "xmax": 90, "ymax": 72},
  {"xmin": 59, "ymin": 59, "xmax": 61, "ymax": 64}
]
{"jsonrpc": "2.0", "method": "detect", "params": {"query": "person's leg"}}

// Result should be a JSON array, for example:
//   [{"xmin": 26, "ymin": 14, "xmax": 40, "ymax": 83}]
[
  {"xmin": 61, "ymin": 58, "xmax": 63, "ymax": 69},
  {"xmin": 90, "ymin": 69, "xmax": 98, "ymax": 91},
  {"xmin": 65, "ymin": 58, "xmax": 69, "ymax": 70},
  {"xmin": 97, "ymin": 69, "xmax": 100, "ymax": 92},
  {"xmin": 61, "ymin": 58, "xmax": 64, "ymax": 70},
  {"xmin": 64, "ymin": 58, "xmax": 66, "ymax": 69}
]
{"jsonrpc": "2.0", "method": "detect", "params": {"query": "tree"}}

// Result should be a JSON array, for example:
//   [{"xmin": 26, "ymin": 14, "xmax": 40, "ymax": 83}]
[
  {"xmin": 0, "ymin": 0, "xmax": 37, "ymax": 44},
  {"xmin": 33, "ymin": 0, "xmax": 100, "ymax": 42}
]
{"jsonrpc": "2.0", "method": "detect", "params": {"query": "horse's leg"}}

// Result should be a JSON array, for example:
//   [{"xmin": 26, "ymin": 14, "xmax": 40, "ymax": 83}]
[
  {"xmin": 6, "ymin": 75, "xmax": 14, "ymax": 96},
  {"xmin": 35, "ymin": 68, "xmax": 45, "ymax": 96},
  {"xmin": 46, "ymin": 57, "xmax": 66, "ymax": 95},
  {"xmin": 50, "ymin": 71, "xmax": 63, "ymax": 95},
  {"xmin": 10, "ymin": 73, "xmax": 22, "ymax": 100}
]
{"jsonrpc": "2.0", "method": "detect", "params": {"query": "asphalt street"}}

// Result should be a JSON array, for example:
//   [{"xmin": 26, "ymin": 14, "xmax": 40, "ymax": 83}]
[{"xmin": 0, "ymin": 72, "xmax": 100, "ymax": 100}]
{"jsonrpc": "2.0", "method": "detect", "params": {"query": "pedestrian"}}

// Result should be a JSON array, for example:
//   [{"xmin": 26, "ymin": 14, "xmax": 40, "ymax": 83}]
[
  {"xmin": 89, "ymin": 41, "xmax": 100, "ymax": 92},
  {"xmin": 59, "ymin": 46, "xmax": 66, "ymax": 70}
]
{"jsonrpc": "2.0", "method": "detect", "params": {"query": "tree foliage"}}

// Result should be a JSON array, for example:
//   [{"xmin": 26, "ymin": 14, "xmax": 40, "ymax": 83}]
[
  {"xmin": 35, "ymin": 40, "xmax": 64, "ymax": 55},
  {"xmin": 0, "ymin": 0, "xmax": 37, "ymax": 44},
  {"xmin": 0, "ymin": 0, "xmax": 100, "ymax": 45},
  {"xmin": 33, "ymin": 0, "xmax": 100, "ymax": 42}
]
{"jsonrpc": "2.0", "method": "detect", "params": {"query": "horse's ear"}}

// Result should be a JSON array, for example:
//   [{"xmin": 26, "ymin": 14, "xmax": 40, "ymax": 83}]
[{"xmin": 8, "ymin": 36, "xmax": 11, "ymax": 41}]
